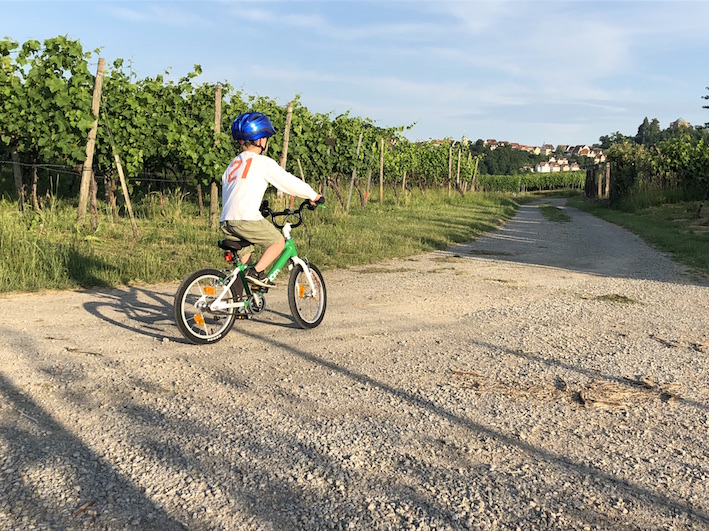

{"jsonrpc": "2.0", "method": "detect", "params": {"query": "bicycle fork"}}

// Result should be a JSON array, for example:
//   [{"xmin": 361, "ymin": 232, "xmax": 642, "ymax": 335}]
[{"xmin": 269, "ymin": 237, "xmax": 319, "ymax": 297}]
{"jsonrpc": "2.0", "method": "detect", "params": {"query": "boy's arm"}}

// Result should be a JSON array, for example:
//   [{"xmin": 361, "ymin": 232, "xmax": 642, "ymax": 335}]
[{"xmin": 264, "ymin": 159, "xmax": 319, "ymax": 200}]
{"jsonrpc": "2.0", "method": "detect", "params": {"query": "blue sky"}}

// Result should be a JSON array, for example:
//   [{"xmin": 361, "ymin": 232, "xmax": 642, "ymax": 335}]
[{"xmin": 4, "ymin": 1, "xmax": 709, "ymax": 147}]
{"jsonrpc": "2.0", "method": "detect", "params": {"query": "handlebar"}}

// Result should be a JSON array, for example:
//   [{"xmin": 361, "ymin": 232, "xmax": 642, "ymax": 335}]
[{"xmin": 259, "ymin": 197, "xmax": 324, "ymax": 229}]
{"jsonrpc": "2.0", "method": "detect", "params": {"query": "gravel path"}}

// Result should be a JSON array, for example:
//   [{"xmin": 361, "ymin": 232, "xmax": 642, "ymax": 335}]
[{"xmin": 1, "ymin": 198, "xmax": 708, "ymax": 530}]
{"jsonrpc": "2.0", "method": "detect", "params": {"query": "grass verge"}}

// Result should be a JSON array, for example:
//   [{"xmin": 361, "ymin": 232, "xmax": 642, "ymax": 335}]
[
  {"xmin": 538, "ymin": 203, "xmax": 572, "ymax": 223},
  {"xmin": 0, "ymin": 189, "xmax": 519, "ymax": 293}
]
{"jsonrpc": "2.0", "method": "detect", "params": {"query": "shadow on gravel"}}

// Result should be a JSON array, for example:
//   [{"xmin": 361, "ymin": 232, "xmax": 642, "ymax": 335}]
[
  {"xmin": 459, "ymin": 201, "xmax": 708, "ymax": 286},
  {"xmin": 0, "ymin": 372, "xmax": 187, "ymax": 530},
  {"xmin": 82, "ymin": 286, "xmax": 184, "ymax": 342},
  {"xmin": 82, "ymin": 285, "xmax": 302, "ymax": 340},
  {"xmin": 470, "ymin": 339, "xmax": 709, "ymax": 414},
  {"xmin": 237, "ymin": 328, "xmax": 709, "ymax": 528}
]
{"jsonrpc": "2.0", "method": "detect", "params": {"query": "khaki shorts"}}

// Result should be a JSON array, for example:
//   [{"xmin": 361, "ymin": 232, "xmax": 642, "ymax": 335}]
[{"xmin": 220, "ymin": 218, "xmax": 282, "ymax": 260}]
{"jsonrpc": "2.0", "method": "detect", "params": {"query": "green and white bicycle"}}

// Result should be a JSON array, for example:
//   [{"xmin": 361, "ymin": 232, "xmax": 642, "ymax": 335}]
[{"xmin": 174, "ymin": 198, "xmax": 327, "ymax": 344}]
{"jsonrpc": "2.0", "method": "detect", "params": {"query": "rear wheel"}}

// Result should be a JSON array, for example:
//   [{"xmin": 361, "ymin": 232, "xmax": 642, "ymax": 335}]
[
  {"xmin": 174, "ymin": 268, "xmax": 239, "ymax": 344},
  {"xmin": 287, "ymin": 263, "xmax": 327, "ymax": 329}
]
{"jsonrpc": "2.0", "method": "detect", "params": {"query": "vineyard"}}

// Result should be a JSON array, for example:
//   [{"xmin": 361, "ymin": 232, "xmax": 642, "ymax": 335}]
[
  {"xmin": 603, "ymin": 135, "xmax": 709, "ymax": 210},
  {"xmin": 0, "ymin": 35, "xmax": 584, "ymax": 227},
  {"xmin": 587, "ymin": 114, "xmax": 709, "ymax": 211}
]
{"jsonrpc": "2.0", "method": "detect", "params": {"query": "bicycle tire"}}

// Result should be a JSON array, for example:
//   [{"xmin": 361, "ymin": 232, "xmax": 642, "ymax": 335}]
[
  {"xmin": 287, "ymin": 263, "xmax": 327, "ymax": 329},
  {"xmin": 174, "ymin": 268, "xmax": 239, "ymax": 344}
]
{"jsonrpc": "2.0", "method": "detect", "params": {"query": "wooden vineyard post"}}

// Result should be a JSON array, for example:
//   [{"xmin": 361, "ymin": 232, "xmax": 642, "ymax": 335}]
[
  {"xmin": 102, "ymin": 116, "xmax": 139, "ymax": 239},
  {"xmin": 472, "ymin": 157, "xmax": 479, "ymax": 192},
  {"xmin": 365, "ymin": 168, "xmax": 372, "ymax": 206},
  {"xmin": 11, "ymin": 147, "xmax": 24, "ymax": 212},
  {"xmin": 448, "ymin": 142, "xmax": 453, "ymax": 197},
  {"xmin": 279, "ymin": 100, "xmax": 294, "ymax": 202},
  {"xmin": 456, "ymin": 146, "xmax": 462, "ymax": 195},
  {"xmin": 379, "ymin": 138, "xmax": 384, "ymax": 205},
  {"xmin": 604, "ymin": 162, "xmax": 611, "ymax": 199},
  {"xmin": 78, "ymin": 57, "xmax": 105, "ymax": 226},
  {"xmin": 209, "ymin": 84, "xmax": 222, "ymax": 230},
  {"xmin": 346, "ymin": 131, "xmax": 363, "ymax": 212},
  {"xmin": 31, "ymin": 165, "xmax": 39, "ymax": 212},
  {"xmin": 323, "ymin": 126, "xmax": 335, "ymax": 201},
  {"xmin": 597, "ymin": 166, "xmax": 602, "ymax": 199},
  {"xmin": 297, "ymin": 158, "xmax": 306, "ymax": 185},
  {"xmin": 291, "ymin": 157, "xmax": 306, "ymax": 209},
  {"xmin": 89, "ymin": 172, "xmax": 98, "ymax": 229},
  {"xmin": 114, "ymin": 153, "xmax": 139, "ymax": 239}
]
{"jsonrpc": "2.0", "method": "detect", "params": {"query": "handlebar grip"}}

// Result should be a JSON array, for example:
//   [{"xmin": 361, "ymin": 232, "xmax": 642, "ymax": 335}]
[
  {"xmin": 307, "ymin": 196, "xmax": 325, "ymax": 210},
  {"xmin": 259, "ymin": 199, "xmax": 271, "ymax": 217}
]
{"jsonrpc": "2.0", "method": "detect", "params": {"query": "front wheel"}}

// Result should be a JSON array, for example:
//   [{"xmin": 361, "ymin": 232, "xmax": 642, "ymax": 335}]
[
  {"xmin": 174, "ymin": 268, "xmax": 239, "ymax": 344},
  {"xmin": 288, "ymin": 263, "xmax": 327, "ymax": 329}
]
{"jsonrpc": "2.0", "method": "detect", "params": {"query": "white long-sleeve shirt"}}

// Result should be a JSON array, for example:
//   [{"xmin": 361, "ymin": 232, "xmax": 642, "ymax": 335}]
[{"xmin": 219, "ymin": 151, "xmax": 318, "ymax": 222}]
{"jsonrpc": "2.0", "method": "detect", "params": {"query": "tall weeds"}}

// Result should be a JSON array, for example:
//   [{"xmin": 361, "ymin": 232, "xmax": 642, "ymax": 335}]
[{"xmin": 0, "ymin": 189, "xmax": 518, "ymax": 293}]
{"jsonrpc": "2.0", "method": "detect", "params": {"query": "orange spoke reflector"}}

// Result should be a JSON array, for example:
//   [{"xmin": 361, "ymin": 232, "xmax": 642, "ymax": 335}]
[
  {"xmin": 194, "ymin": 314, "xmax": 205, "ymax": 327},
  {"xmin": 298, "ymin": 285, "xmax": 305, "ymax": 298},
  {"xmin": 204, "ymin": 286, "xmax": 216, "ymax": 295}
]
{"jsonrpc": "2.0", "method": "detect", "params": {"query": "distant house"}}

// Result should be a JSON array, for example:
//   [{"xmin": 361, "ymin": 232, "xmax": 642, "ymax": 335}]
[
  {"xmin": 535, "ymin": 161, "xmax": 551, "ymax": 173},
  {"xmin": 670, "ymin": 117, "xmax": 690, "ymax": 129},
  {"xmin": 569, "ymin": 145, "xmax": 591, "ymax": 156},
  {"xmin": 570, "ymin": 162, "xmax": 581, "ymax": 172},
  {"xmin": 519, "ymin": 145, "xmax": 541, "ymax": 155},
  {"xmin": 481, "ymin": 138, "xmax": 598, "ymax": 161},
  {"xmin": 591, "ymin": 149, "xmax": 606, "ymax": 164}
]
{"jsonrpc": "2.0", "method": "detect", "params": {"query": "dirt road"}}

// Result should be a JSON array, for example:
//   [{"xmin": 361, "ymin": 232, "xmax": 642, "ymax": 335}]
[{"xmin": 1, "ymin": 199, "xmax": 708, "ymax": 530}]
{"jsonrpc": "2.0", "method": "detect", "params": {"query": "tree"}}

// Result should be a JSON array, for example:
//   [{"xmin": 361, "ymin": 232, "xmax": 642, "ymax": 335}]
[
  {"xmin": 635, "ymin": 117, "xmax": 661, "ymax": 145},
  {"xmin": 598, "ymin": 132, "xmax": 630, "ymax": 150}
]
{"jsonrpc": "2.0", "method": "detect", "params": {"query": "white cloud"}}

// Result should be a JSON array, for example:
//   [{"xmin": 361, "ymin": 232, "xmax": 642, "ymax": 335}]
[{"xmin": 106, "ymin": 3, "xmax": 212, "ymax": 29}]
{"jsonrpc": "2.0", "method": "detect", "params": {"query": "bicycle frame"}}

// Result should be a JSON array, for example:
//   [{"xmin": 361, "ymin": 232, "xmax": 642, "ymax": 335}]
[{"xmin": 207, "ymin": 221, "xmax": 318, "ymax": 313}]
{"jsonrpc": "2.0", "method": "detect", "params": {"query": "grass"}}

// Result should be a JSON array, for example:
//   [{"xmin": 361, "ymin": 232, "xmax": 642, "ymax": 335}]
[
  {"xmin": 538, "ymin": 203, "xmax": 572, "ymax": 223},
  {"xmin": 3, "ymin": 185, "xmax": 707, "ymax": 294},
  {"xmin": 0, "ymin": 188, "xmax": 520, "ymax": 293},
  {"xmin": 568, "ymin": 196, "xmax": 709, "ymax": 277}
]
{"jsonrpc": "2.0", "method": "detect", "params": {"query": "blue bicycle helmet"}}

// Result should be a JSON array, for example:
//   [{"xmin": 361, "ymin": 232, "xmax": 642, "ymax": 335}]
[{"xmin": 231, "ymin": 112, "xmax": 276, "ymax": 142}]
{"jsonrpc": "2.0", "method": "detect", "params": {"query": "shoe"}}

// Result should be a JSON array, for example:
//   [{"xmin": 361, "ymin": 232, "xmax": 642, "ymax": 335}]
[{"xmin": 245, "ymin": 268, "xmax": 275, "ymax": 288}]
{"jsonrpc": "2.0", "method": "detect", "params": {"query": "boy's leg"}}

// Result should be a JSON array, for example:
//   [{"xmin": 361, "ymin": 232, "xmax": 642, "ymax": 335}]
[
  {"xmin": 254, "ymin": 237, "xmax": 285, "ymax": 273},
  {"xmin": 223, "ymin": 219, "xmax": 283, "ymax": 287}
]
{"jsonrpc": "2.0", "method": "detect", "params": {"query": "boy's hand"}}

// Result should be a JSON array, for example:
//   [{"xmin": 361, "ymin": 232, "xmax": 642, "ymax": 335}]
[{"xmin": 307, "ymin": 195, "xmax": 324, "ymax": 210}]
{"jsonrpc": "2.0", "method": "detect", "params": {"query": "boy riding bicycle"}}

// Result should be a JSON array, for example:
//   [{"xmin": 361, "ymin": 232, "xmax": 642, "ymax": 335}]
[{"xmin": 220, "ymin": 112, "xmax": 322, "ymax": 288}]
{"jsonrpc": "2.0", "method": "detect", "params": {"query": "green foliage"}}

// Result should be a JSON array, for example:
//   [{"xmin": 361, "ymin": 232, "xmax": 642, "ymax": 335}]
[
  {"xmin": 475, "ymin": 143, "xmax": 542, "ymax": 175},
  {"xmin": 0, "ymin": 35, "xmax": 94, "ymax": 165},
  {"xmin": 1, "ymin": 34, "xmax": 589, "ymax": 212},
  {"xmin": 605, "ymin": 133, "xmax": 709, "ymax": 207},
  {"xmin": 477, "ymin": 172, "xmax": 584, "ymax": 193}
]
